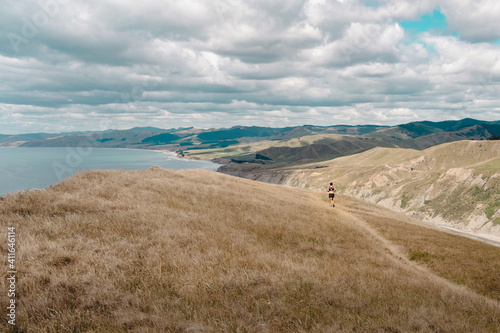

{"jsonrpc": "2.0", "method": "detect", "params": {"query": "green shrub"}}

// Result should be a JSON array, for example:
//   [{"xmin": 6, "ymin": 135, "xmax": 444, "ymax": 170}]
[
  {"xmin": 409, "ymin": 251, "xmax": 433, "ymax": 263},
  {"xmin": 401, "ymin": 194, "xmax": 410, "ymax": 209},
  {"xmin": 485, "ymin": 202, "xmax": 500, "ymax": 219}
]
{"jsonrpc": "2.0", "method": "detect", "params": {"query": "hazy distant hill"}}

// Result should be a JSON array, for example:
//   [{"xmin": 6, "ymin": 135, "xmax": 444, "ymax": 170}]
[
  {"xmin": 1, "ymin": 168, "xmax": 499, "ymax": 331},
  {"xmin": 196, "ymin": 126, "xmax": 290, "ymax": 142},
  {"xmin": 0, "ymin": 133, "xmax": 63, "ymax": 145},
  {"xmin": 129, "ymin": 126, "xmax": 193, "ymax": 133},
  {"xmin": 141, "ymin": 133, "xmax": 180, "ymax": 144},
  {"xmin": 16, "ymin": 129, "xmax": 172, "ymax": 148},
  {"xmin": 128, "ymin": 126, "xmax": 168, "ymax": 132}
]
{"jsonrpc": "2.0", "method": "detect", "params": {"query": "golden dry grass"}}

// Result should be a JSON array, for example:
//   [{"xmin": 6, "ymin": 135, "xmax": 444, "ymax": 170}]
[
  {"xmin": 250, "ymin": 140, "xmax": 500, "ymax": 230},
  {"xmin": 0, "ymin": 168, "xmax": 499, "ymax": 332},
  {"xmin": 340, "ymin": 199, "xmax": 500, "ymax": 302}
]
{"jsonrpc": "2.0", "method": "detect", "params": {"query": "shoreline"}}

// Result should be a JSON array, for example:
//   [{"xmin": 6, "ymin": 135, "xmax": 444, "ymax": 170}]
[
  {"xmin": 156, "ymin": 148, "xmax": 227, "ymax": 165},
  {"xmin": 0, "ymin": 147, "xmax": 220, "ymax": 197}
]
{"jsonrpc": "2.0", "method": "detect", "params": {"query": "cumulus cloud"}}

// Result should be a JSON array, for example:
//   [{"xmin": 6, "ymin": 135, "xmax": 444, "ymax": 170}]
[
  {"xmin": 440, "ymin": 0, "xmax": 500, "ymax": 42},
  {"xmin": 0, "ymin": 0, "xmax": 499, "ymax": 133}
]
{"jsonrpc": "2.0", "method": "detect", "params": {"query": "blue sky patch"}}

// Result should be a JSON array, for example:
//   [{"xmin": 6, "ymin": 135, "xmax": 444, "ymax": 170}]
[
  {"xmin": 399, "ymin": 9, "xmax": 448, "ymax": 38},
  {"xmin": 363, "ymin": 0, "xmax": 381, "ymax": 8}
]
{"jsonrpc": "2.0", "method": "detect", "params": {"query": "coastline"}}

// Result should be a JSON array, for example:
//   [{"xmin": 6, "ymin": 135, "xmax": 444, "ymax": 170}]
[
  {"xmin": 157, "ymin": 148, "xmax": 227, "ymax": 165},
  {"xmin": 0, "ymin": 147, "xmax": 219, "ymax": 197}
]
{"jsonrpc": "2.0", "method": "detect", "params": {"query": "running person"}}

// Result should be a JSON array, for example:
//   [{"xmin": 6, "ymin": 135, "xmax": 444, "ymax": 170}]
[{"xmin": 327, "ymin": 182, "xmax": 336, "ymax": 207}]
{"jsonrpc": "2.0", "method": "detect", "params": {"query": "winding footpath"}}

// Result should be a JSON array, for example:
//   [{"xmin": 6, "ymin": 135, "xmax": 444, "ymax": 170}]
[{"xmin": 336, "ymin": 204, "xmax": 500, "ymax": 311}]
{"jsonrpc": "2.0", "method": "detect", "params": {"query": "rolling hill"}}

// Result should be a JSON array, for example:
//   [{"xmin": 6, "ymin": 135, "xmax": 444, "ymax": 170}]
[
  {"xmin": 220, "ymin": 140, "xmax": 500, "ymax": 241},
  {"xmin": 179, "ymin": 118, "xmax": 500, "ymax": 164},
  {"xmin": 2, "ymin": 119, "xmax": 499, "ymax": 165},
  {"xmin": 0, "ymin": 169, "xmax": 499, "ymax": 331}
]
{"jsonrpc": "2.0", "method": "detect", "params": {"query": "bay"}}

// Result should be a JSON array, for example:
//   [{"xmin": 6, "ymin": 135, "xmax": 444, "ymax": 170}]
[{"xmin": 0, "ymin": 147, "xmax": 218, "ymax": 196}]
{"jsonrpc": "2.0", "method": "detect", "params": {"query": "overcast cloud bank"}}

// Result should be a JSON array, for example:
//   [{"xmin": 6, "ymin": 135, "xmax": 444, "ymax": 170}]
[{"xmin": 1, "ymin": 0, "xmax": 499, "ymax": 133}]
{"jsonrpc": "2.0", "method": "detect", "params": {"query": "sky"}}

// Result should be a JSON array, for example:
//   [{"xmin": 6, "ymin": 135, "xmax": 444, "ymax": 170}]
[{"xmin": 1, "ymin": 0, "xmax": 500, "ymax": 134}]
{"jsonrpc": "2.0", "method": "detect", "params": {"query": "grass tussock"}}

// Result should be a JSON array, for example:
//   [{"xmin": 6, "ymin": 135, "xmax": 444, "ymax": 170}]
[{"xmin": 0, "ymin": 168, "xmax": 499, "ymax": 332}]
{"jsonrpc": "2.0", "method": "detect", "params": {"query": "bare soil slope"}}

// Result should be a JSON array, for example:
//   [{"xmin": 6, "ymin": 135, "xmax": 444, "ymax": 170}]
[{"xmin": 1, "ymin": 169, "xmax": 499, "ymax": 332}]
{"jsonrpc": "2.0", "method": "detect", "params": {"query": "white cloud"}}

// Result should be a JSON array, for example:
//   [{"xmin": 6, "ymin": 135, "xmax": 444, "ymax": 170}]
[
  {"xmin": 440, "ymin": 0, "xmax": 500, "ymax": 42},
  {"xmin": 0, "ymin": 0, "xmax": 499, "ymax": 133}
]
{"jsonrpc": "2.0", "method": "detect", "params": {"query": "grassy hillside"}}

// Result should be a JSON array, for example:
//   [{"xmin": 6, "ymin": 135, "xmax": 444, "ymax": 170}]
[
  {"xmin": 1, "ymin": 169, "xmax": 500, "ymax": 332},
  {"xmin": 223, "ymin": 140, "xmax": 500, "ymax": 238}
]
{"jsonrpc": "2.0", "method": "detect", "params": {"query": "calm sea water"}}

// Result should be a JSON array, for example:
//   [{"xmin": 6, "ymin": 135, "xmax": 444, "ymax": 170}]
[{"xmin": 0, "ymin": 147, "xmax": 218, "ymax": 196}]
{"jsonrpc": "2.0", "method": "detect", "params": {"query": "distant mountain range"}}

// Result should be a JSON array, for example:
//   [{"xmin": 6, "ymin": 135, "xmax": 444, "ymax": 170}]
[
  {"xmin": 1, "ymin": 118, "xmax": 499, "ymax": 165},
  {"xmin": 181, "ymin": 118, "xmax": 500, "ymax": 164}
]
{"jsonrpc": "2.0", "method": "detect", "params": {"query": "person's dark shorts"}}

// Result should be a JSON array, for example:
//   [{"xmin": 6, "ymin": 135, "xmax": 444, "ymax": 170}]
[{"xmin": 329, "ymin": 193, "xmax": 335, "ymax": 198}]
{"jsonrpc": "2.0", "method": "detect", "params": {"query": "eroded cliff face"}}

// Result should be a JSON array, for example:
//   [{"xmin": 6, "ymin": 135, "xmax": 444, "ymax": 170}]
[
  {"xmin": 219, "ymin": 141, "xmax": 500, "ymax": 239},
  {"xmin": 341, "ymin": 167, "xmax": 500, "ymax": 238}
]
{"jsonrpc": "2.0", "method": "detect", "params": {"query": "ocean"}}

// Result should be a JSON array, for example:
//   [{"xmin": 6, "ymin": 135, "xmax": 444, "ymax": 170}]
[{"xmin": 0, "ymin": 147, "xmax": 218, "ymax": 196}]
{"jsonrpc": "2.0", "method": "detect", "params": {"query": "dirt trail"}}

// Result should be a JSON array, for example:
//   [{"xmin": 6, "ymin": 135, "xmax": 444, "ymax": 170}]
[{"xmin": 334, "ymin": 204, "xmax": 500, "ymax": 310}]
